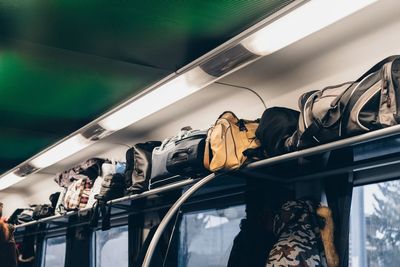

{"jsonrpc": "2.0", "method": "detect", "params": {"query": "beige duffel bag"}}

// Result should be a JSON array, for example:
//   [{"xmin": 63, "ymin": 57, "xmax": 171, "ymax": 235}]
[{"xmin": 204, "ymin": 111, "xmax": 261, "ymax": 172}]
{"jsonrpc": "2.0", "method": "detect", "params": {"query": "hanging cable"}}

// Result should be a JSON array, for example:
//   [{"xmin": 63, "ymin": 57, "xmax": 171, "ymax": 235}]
[{"xmin": 215, "ymin": 81, "xmax": 267, "ymax": 109}]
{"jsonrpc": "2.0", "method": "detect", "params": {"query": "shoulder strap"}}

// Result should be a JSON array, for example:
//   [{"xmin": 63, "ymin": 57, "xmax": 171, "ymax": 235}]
[{"xmin": 203, "ymin": 128, "xmax": 212, "ymax": 171}]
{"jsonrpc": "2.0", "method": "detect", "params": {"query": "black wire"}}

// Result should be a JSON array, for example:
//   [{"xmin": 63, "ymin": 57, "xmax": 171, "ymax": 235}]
[{"xmin": 215, "ymin": 81, "xmax": 267, "ymax": 109}]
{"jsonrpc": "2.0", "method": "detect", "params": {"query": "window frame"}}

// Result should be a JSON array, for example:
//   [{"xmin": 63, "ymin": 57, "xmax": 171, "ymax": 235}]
[
  {"xmin": 91, "ymin": 220, "xmax": 130, "ymax": 267},
  {"xmin": 40, "ymin": 231, "xmax": 67, "ymax": 267}
]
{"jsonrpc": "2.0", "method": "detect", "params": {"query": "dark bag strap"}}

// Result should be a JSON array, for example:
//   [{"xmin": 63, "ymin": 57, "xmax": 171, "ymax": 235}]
[
  {"xmin": 89, "ymin": 204, "xmax": 100, "ymax": 229},
  {"xmin": 101, "ymin": 204, "xmax": 112, "ymax": 231},
  {"xmin": 324, "ymin": 170, "xmax": 353, "ymax": 267},
  {"xmin": 64, "ymin": 216, "xmax": 91, "ymax": 267},
  {"xmin": 299, "ymin": 118, "xmax": 324, "ymax": 144}
]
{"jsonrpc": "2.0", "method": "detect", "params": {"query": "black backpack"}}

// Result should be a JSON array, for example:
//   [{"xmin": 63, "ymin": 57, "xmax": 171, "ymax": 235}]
[
  {"xmin": 125, "ymin": 141, "xmax": 161, "ymax": 194},
  {"xmin": 255, "ymin": 107, "xmax": 300, "ymax": 157}
]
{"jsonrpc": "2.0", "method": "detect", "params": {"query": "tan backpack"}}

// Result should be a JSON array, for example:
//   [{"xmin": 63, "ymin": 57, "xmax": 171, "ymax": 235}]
[{"xmin": 204, "ymin": 111, "xmax": 261, "ymax": 172}]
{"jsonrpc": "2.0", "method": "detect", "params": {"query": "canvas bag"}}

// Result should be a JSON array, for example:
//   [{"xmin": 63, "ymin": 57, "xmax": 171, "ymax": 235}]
[{"xmin": 204, "ymin": 111, "xmax": 261, "ymax": 172}]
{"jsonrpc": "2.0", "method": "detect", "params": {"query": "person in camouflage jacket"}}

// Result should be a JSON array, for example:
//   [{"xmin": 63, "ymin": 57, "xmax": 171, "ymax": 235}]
[{"xmin": 267, "ymin": 200, "xmax": 328, "ymax": 267}]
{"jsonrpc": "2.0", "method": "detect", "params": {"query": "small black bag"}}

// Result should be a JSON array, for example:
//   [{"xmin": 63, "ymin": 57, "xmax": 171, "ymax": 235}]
[
  {"xmin": 166, "ymin": 130, "xmax": 208, "ymax": 176},
  {"xmin": 8, "ymin": 209, "xmax": 25, "ymax": 225},
  {"xmin": 256, "ymin": 107, "xmax": 300, "ymax": 157},
  {"xmin": 17, "ymin": 208, "xmax": 34, "ymax": 224},
  {"xmin": 126, "ymin": 141, "xmax": 161, "ymax": 194},
  {"xmin": 49, "ymin": 192, "xmax": 61, "ymax": 209},
  {"xmin": 32, "ymin": 204, "xmax": 54, "ymax": 220}
]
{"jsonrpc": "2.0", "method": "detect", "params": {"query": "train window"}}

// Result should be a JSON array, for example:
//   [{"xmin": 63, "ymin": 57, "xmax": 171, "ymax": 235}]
[
  {"xmin": 178, "ymin": 205, "xmax": 246, "ymax": 267},
  {"xmin": 350, "ymin": 180, "xmax": 400, "ymax": 267},
  {"xmin": 93, "ymin": 225, "xmax": 129, "ymax": 267},
  {"xmin": 42, "ymin": 235, "xmax": 66, "ymax": 267}
]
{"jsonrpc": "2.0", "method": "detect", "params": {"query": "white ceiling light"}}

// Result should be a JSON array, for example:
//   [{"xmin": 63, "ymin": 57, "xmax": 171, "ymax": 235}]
[
  {"xmin": 30, "ymin": 134, "xmax": 93, "ymax": 169},
  {"xmin": 242, "ymin": 0, "xmax": 377, "ymax": 56},
  {"xmin": 99, "ymin": 67, "xmax": 215, "ymax": 131},
  {"xmin": 0, "ymin": 172, "xmax": 25, "ymax": 190}
]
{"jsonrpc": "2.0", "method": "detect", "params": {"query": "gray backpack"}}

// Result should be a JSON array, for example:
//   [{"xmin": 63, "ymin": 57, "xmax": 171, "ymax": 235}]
[{"xmin": 290, "ymin": 55, "xmax": 400, "ymax": 149}]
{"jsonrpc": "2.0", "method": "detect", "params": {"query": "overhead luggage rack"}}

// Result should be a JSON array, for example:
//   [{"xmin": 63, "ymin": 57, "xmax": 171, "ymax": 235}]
[
  {"xmin": 13, "ymin": 178, "xmax": 198, "ymax": 234},
  {"xmin": 244, "ymin": 124, "xmax": 400, "ymax": 185},
  {"xmin": 13, "ymin": 124, "xmax": 400, "ymax": 235},
  {"xmin": 13, "ymin": 174, "xmax": 246, "ymax": 236}
]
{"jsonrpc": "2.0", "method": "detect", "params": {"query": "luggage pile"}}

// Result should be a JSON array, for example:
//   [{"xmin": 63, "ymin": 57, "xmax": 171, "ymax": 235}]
[{"xmin": 9, "ymin": 55, "xmax": 400, "ymax": 221}]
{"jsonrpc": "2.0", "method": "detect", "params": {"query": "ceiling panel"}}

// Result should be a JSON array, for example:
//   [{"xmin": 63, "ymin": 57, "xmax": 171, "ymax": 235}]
[
  {"xmin": 0, "ymin": 0, "xmax": 292, "ymax": 69},
  {"xmin": 0, "ymin": 48, "xmax": 169, "ymax": 173}
]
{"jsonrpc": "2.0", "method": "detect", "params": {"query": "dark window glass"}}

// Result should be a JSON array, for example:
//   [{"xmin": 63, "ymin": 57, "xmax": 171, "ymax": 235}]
[
  {"xmin": 42, "ymin": 236, "xmax": 66, "ymax": 267},
  {"xmin": 94, "ymin": 225, "xmax": 129, "ymax": 267}
]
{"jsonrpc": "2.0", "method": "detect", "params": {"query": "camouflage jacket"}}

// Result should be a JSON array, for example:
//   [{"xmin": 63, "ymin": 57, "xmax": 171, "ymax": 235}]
[{"xmin": 267, "ymin": 200, "xmax": 327, "ymax": 267}]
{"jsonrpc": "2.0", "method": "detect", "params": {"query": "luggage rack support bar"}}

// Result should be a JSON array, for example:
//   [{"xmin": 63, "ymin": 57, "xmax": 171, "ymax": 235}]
[
  {"xmin": 247, "ymin": 125, "xmax": 400, "ymax": 169},
  {"xmin": 14, "ymin": 179, "xmax": 197, "ymax": 231},
  {"xmin": 112, "ymin": 204, "xmax": 132, "ymax": 211}
]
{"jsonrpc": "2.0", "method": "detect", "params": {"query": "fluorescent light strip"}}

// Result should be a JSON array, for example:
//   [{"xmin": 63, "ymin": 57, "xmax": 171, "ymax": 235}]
[
  {"xmin": 1, "ymin": 67, "xmax": 213, "ymax": 188},
  {"xmin": 242, "ymin": 0, "xmax": 377, "ymax": 56},
  {"xmin": 0, "ymin": 173, "xmax": 25, "ymax": 190},
  {"xmin": 30, "ymin": 134, "xmax": 93, "ymax": 169},
  {"xmin": 99, "ymin": 67, "xmax": 215, "ymax": 131}
]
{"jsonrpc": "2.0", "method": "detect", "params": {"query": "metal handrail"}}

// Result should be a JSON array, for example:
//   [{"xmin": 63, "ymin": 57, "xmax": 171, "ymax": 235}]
[
  {"xmin": 247, "ymin": 124, "xmax": 400, "ymax": 169},
  {"xmin": 141, "ymin": 173, "xmax": 218, "ymax": 267}
]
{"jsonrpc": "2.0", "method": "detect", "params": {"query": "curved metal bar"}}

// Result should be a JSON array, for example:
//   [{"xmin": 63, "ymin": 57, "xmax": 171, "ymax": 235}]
[
  {"xmin": 141, "ymin": 173, "xmax": 217, "ymax": 267},
  {"xmin": 247, "ymin": 124, "xmax": 400, "ymax": 169}
]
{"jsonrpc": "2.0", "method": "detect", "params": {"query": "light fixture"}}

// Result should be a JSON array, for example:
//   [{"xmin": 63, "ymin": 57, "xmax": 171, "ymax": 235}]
[
  {"xmin": 98, "ymin": 67, "xmax": 215, "ymax": 131},
  {"xmin": 200, "ymin": 44, "xmax": 259, "ymax": 77},
  {"xmin": 30, "ymin": 134, "xmax": 93, "ymax": 169},
  {"xmin": 241, "ymin": 0, "xmax": 377, "ymax": 56},
  {"xmin": 0, "ymin": 172, "xmax": 26, "ymax": 190}
]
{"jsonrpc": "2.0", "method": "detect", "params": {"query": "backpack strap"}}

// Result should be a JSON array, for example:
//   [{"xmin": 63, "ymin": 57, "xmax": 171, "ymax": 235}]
[
  {"xmin": 203, "ymin": 127, "xmax": 213, "ymax": 171},
  {"xmin": 101, "ymin": 204, "xmax": 112, "ymax": 231}
]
